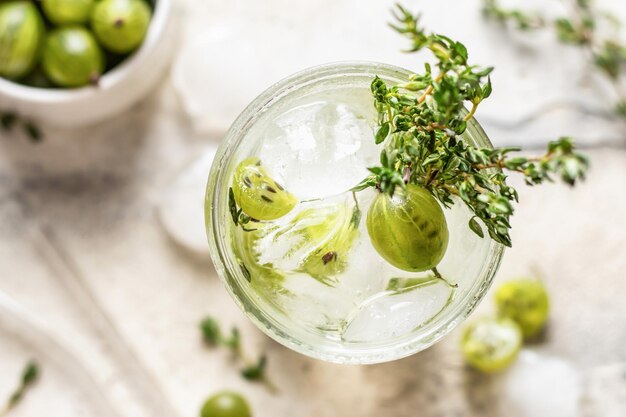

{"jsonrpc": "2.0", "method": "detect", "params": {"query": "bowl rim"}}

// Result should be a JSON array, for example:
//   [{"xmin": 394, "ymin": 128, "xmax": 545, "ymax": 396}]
[
  {"xmin": 206, "ymin": 61, "xmax": 505, "ymax": 364},
  {"xmin": 0, "ymin": 0, "xmax": 171, "ymax": 102}
]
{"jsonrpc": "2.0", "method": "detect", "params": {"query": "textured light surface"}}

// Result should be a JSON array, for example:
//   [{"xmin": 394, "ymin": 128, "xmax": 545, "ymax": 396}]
[
  {"xmin": 0, "ymin": 0, "xmax": 625, "ymax": 416},
  {"xmin": 174, "ymin": 0, "xmax": 626, "ymax": 147}
]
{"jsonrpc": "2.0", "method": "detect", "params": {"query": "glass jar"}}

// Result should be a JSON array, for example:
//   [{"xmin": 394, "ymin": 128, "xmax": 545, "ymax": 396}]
[{"xmin": 205, "ymin": 62, "xmax": 504, "ymax": 364}]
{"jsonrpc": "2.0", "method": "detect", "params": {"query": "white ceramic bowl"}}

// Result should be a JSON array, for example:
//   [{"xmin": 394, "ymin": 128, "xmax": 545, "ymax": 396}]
[{"xmin": 0, "ymin": 0, "xmax": 177, "ymax": 128}]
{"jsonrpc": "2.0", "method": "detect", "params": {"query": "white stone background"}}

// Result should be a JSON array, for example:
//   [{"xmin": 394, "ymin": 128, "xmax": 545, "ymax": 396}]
[{"xmin": 1, "ymin": 0, "xmax": 626, "ymax": 417}]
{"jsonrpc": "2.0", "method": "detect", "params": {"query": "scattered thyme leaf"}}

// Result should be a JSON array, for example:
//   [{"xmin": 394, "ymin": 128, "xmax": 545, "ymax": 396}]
[
  {"xmin": 4, "ymin": 361, "xmax": 39, "ymax": 413},
  {"xmin": 223, "ymin": 327, "xmax": 241, "ymax": 352},
  {"xmin": 240, "ymin": 355, "xmax": 278, "ymax": 394},
  {"xmin": 0, "ymin": 112, "xmax": 43, "ymax": 142},
  {"xmin": 23, "ymin": 122, "xmax": 42, "ymax": 143},
  {"xmin": 198, "ymin": 317, "xmax": 276, "ymax": 393},
  {"xmin": 199, "ymin": 317, "xmax": 222, "ymax": 345},
  {"xmin": 240, "ymin": 355, "xmax": 266, "ymax": 381},
  {"xmin": 0, "ymin": 112, "xmax": 17, "ymax": 131}
]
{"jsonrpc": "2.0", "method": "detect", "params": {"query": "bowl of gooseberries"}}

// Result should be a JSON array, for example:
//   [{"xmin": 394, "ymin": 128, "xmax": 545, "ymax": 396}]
[{"xmin": 0, "ymin": 0, "xmax": 176, "ymax": 127}]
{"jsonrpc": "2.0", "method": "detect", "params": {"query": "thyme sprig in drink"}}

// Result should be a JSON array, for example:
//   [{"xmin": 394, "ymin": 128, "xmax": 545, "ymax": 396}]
[{"xmin": 363, "ymin": 5, "xmax": 588, "ymax": 251}]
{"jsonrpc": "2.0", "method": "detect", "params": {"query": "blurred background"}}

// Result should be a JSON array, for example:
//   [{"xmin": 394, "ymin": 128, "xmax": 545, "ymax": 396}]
[{"xmin": 0, "ymin": 0, "xmax": 625, "ymax": 416}]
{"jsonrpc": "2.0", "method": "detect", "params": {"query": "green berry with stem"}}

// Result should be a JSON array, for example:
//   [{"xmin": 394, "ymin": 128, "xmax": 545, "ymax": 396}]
[
  {"xmin": 367, "ymin": 184, "xmax": 448, "ymax": 272},
  {"xmin": 495, "ymin": 279, "xmax": 550, "ymax": 339},
  {"xmin": 42, "ymin": 26, "xmax": 104, "ymax": 88},
  {"xmin": 91, "ymin": 0, "xmax": 152, "ymax": 54}
]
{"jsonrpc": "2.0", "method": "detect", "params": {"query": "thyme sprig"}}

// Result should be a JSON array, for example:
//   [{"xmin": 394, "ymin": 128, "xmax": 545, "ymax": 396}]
[
  {"xmin": 483, "ymin": 0, "xmax": 545, "ymax": 31},
  {"xmin": 483, "ymin": 0, "xmax": 626, "ymax": 117},
  {"xmin": 199, "ymin": 316, "xmax": 277, "ymax": 393},
  {"xmin": 1, "ymin": 361, "xmax": 39, "ymax": 416},
  {"xmin": 363, "ymin": 5, "xmax": 588, "ymax": 247}
]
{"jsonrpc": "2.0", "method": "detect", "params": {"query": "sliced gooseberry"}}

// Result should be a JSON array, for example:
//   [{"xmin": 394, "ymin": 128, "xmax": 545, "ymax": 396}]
[
  {"xmin": 461, "ymin": 316, "xmax": 522, "ymax": 373},
  {"xmin": 232, "ymin": 157, "xmax": 297, "ymax": 221},
  {"xmin": 366, "ymin": 184, "xmax": 448, "ymax": 272},
  {"xmin": 294, "ymin": 203, "xmax": 360, "ymax": 285},
  {"xmin": 495, "ymin": 279, "xmax": 550, "ymax": 339}
]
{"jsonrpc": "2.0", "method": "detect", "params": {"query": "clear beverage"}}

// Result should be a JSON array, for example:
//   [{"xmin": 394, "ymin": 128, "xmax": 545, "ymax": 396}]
[{"xmin": 206, "ymin": 63, "xmax": 504, "ymax": 364}]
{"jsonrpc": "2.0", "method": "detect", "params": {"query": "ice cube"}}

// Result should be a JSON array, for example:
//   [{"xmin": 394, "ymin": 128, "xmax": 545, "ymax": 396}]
[
  {"xmin": 257, "ymin": 89, "xmax": 380, "ymax": 200},
  {"xmin": 158, "ymin": 147, "xmax": 217, "ymax": 255},
  {"xmin": 498, "ymin": 350, "xmax": 583, "ymax": 417},
  {"xmin": 172, "ymin": 21, "xmax": 275, "ymax": 134},
  {"xmin": 341, "ymin": 281, "xmax": 453, "ymax": 343}
]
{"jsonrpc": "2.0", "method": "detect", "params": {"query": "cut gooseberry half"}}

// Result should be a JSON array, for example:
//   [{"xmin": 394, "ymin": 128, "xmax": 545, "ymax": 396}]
[
  {"xmin": 232, "ymin": 157, "xmax": 297, "ymax": 221},
  {"xmin": 461, "ymin": 316, "xmax": 522, "ymax": 373}
]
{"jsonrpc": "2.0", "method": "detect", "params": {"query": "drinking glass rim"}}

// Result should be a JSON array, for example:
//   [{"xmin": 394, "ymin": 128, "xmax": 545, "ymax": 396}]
[{"xmin": 205, "ymin": 61, "xmax": 505, "ymax": 364}]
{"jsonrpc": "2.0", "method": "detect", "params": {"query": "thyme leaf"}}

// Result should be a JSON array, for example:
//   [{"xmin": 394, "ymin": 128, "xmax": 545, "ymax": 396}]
[
  {"xmin": 2, "ymin": 361, "xmax": 39, "ymax": 415},
  {"xmin": 199, "ymin": 316, "xmax": 276, "ymax": 393},
  {"xmin": 0, "ymin": 111, "xmax": 43, "ymax": 143}
]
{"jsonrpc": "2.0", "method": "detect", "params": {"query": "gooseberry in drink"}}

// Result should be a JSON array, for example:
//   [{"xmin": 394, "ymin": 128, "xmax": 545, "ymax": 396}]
[
  {"xmin": 293, "ymin": 203, "xmax": 360, "ymax": 285},
  {"xmin": 367, "ymin": 184, "xmax": 448, "ymax": 272},
  {"xmin": 232, "ymin": 157, "xmax": 297, "ymax": 221}
]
